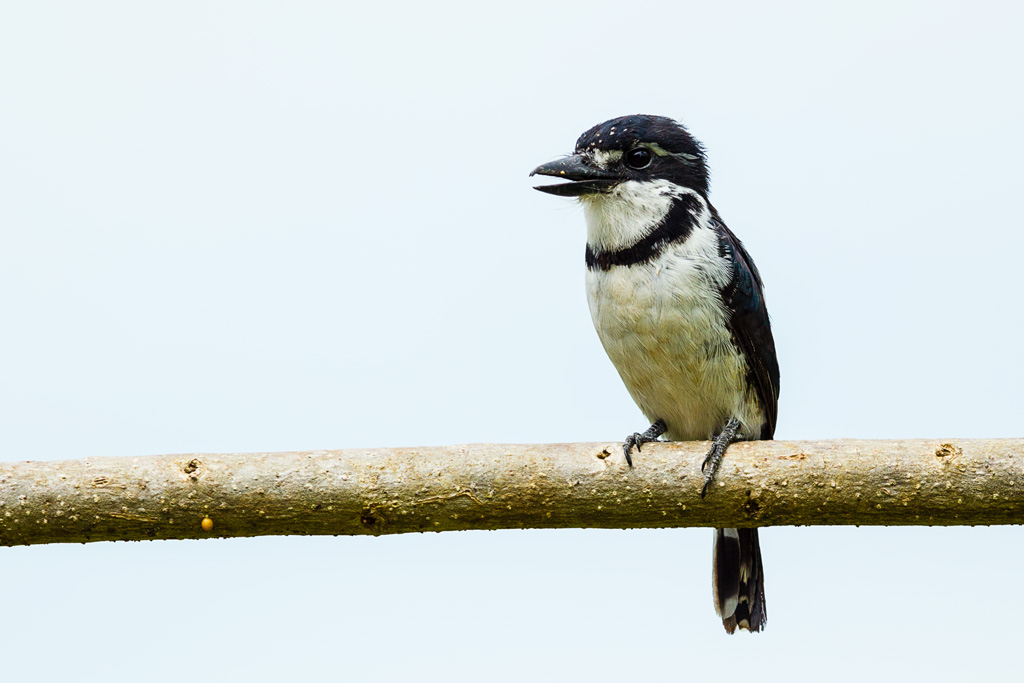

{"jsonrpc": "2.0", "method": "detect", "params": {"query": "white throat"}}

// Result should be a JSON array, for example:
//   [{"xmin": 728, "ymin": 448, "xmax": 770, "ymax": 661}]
[{"xmin": 580, "ymin": 179, "xmax": 698, "ymax": 253}]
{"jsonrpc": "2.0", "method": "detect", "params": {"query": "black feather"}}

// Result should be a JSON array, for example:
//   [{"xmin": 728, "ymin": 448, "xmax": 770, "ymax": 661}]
[{"xmin": 714, "ymin": 213, "xmax": 780, "ymax": 439}]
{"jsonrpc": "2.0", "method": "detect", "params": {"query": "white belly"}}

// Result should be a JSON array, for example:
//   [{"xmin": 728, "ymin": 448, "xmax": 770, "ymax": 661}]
[{"xmin": 586, "ymin": 239, "xmax": 764, "ymax": 441}]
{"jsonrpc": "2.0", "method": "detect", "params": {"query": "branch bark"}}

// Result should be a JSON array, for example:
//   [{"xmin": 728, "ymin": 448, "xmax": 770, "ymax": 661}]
[{"xmin": 1, "ymin": 439, "xmax": 1022, "ymax": 546}]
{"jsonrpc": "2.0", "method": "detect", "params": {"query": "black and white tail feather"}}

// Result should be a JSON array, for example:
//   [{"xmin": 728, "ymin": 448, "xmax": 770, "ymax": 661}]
[{"xmin": 713, "ymin": 528, "xmax": 767, "ymax": 633}]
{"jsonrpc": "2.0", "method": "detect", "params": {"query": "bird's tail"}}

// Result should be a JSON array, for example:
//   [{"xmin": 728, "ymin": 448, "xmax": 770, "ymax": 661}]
[{"xmin": 712, "ymin": 527, "xmax": 766, "ymax": 633}]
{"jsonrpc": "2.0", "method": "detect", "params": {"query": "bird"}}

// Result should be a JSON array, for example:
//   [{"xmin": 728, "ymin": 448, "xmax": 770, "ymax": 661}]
[{"xmin": 530, "ymin": 115, "xmax": 779, "ymax": 633}]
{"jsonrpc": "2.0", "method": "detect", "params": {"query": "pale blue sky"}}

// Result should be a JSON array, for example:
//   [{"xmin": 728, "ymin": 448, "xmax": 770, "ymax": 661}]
[{"xmin": 2, "ymin": 2, "xmax": 1022, "ymax": 680}]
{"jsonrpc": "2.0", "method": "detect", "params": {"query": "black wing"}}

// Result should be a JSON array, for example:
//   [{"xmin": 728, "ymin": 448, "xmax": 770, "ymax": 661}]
[{"xmin": 715, "ymin": 218, "xmax": 780, "ymax": 439}]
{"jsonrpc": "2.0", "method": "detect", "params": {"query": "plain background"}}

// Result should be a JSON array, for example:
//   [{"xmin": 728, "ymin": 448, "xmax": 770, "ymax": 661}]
[{"xmin": 2, "ymin": 2, "xmax": 1022, "ymax": 680}]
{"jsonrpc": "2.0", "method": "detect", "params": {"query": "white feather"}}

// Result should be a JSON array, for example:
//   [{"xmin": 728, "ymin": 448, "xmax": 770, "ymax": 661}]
[
  {"xmin": 580, "ymin": 179, "xmax": 688, "ymax": 253},
  {"xmin": 583, "ymin": 181, "xmax": 765, "ymax": 441}
]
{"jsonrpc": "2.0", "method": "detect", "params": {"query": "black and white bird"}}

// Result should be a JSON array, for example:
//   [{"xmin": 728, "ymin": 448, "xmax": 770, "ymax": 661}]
[{"xmin": 531, "ymin": 115, "xmax": 779, "ymax": 633}]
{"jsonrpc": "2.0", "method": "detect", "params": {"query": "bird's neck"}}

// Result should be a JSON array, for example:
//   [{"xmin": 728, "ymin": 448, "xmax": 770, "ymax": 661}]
[{"xmin": 581, "ymin": 180, "xmax": 711, "ymax": 269}]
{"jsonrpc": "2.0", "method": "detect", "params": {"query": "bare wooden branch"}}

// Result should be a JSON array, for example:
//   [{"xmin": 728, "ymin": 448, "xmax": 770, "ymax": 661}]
[{"xmin": 1, "ymin": 439, "xmax": 1022, "ymax": 546}]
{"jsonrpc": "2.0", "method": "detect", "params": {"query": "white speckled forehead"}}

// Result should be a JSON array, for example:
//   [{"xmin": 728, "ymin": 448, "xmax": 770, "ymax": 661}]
[
  {"xmin": 580, "ymin": 123, "xmax": 629, "ymax": 152},
  {"xmin": 574, "ymin": 115, "xmax": 706, "ymax": 164}
]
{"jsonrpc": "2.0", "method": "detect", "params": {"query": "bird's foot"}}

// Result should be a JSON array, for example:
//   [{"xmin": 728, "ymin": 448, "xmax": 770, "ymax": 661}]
[
  {"xmin": 623, "ymin": 419, "xmax": 667, "ymax": 467},
  {"xmin": 701, "ymin": 417, "xmax": 741, "ymax": 497}
]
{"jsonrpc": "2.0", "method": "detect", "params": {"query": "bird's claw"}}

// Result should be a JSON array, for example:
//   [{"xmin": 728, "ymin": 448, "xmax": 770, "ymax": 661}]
[
  {"xmin": 699, "ymin": 417, "xmax": 741, "ymax": 498},
  {"xmin": 621, "ymin": 419, "xmax": 667, "ymax": 468},
  {"xmin": 623, "ymin": 433, "xmax": 646, "ymax": 467},
  {"xmin": 700, "ymin": 444, "xmax": 723, "ymax": 497}
]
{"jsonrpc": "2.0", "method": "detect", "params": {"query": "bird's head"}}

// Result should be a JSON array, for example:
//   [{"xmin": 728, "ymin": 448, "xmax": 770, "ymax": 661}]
[{"xmin": 531, "ymin": 115, "xmax": 709, "ymax": 198}]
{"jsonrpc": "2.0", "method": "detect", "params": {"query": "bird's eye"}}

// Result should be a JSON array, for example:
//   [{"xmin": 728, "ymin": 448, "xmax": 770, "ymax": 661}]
[{"xmin": 624, "ymin": 148, "xmax": 652, "ymax": 169}]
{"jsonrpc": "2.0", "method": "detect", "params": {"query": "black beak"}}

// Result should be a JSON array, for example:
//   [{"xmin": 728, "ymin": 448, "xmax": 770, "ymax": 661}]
[{"xmin": 530, "ymin": 154, "xmax": 621, "ymax": 197}]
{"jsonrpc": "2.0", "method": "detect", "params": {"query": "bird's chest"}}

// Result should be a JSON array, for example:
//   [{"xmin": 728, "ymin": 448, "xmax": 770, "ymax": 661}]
[{"xmin": 585, "ymin": 248, "xmax": 749, "ymax": 439}]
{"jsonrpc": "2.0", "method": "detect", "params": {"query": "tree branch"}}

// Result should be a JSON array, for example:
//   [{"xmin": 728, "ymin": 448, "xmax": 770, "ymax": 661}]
[{"xmin": 2, "ymin": 439, "xmax": 1022, "ymax": 546}]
